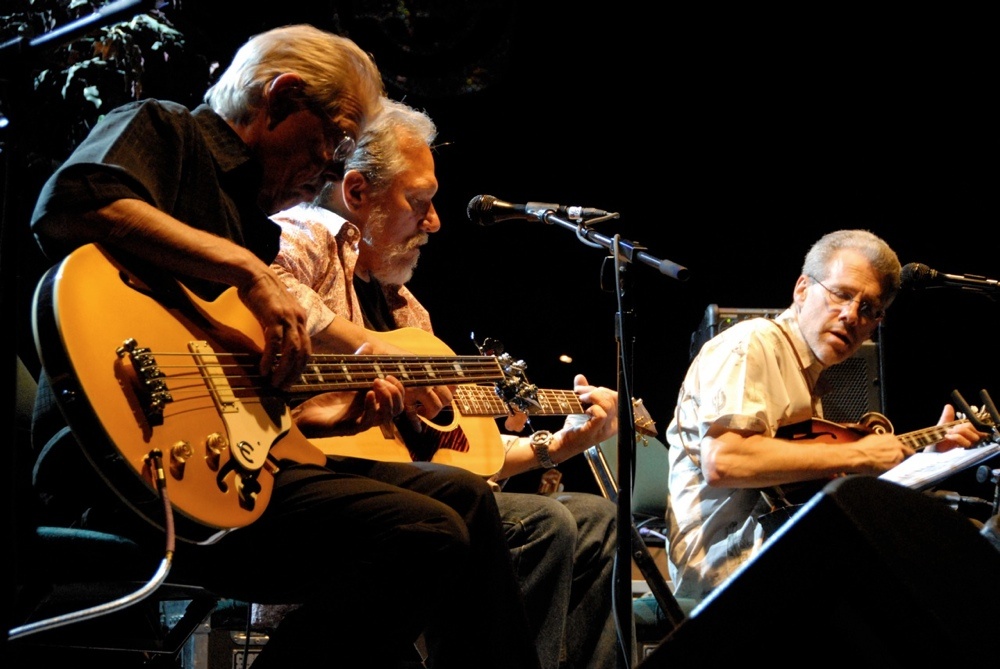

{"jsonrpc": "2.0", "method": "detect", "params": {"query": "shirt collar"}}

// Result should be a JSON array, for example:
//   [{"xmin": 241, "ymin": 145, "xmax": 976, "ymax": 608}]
[
  {"xmin": 775, "ymin": 307, "xmax": 825, "ymax": 386},
  {"xmin": 192, "ymin": 104, "xmax": 256, "ymax": 175}
]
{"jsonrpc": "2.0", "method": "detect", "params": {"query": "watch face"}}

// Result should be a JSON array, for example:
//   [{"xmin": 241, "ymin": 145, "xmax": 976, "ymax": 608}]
[{"xmin": 530, "ymin": 431, "xmax": 557, "ymax": 468}]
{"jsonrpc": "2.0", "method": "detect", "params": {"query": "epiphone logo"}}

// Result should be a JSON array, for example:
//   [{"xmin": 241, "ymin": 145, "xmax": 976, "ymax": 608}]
[{"xmin": 235, "ymin": 440, "xmax": 256, "ymax": 459}]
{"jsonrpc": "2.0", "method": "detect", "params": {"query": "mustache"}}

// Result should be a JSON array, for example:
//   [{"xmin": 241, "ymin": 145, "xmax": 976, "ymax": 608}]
[{"xmin": 405, "ymin": 232, "xmax": 429, "ymax": 251}]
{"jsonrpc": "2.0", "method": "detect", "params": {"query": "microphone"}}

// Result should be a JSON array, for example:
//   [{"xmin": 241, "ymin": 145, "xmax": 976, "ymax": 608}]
[
  {"xmin": 467, "ymin": 194, "xmax": 611, "ymax": 226},
  {"xmin": 900, "ymin": 262, "xmax": 1000, "ymax": 293}
]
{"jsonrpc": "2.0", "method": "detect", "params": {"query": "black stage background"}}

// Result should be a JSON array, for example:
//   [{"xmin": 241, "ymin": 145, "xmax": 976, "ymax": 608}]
[{"xmin": 7, "ymin": 2, "xmax": 1000, "ymax": 490}]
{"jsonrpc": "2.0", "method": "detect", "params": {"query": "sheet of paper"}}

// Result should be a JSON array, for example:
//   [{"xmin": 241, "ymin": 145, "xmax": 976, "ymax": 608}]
[{"xmin": 878, "ymin": 442, "xmax": 1000, "ymax": 489}]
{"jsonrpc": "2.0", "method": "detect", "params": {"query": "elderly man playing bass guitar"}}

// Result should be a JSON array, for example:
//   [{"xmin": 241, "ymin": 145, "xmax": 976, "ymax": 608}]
[
  {"xmin": 665, "ymin": 229, "xmax": 988, "ymax": 606},
  {"xmin": 27, "ymin": 26, "xmax": 542, "ymax": 669}
]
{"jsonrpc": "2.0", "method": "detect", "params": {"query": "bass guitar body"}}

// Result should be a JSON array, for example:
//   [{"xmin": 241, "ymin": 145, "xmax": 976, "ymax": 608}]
[{"xmin": 33, "ymin": 244, "xmax": 325, "ymax": 543}]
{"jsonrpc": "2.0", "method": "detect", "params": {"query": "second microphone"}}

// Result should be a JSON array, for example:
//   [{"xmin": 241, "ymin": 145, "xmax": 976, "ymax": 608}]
[{"xmin": 467, "ymin": 194, "xmax": 611, "ymax": 226}]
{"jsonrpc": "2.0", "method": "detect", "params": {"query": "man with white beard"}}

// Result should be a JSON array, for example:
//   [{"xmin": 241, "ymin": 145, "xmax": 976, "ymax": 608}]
[{"xmin": 268, "ymin": 98, "xmax": 624, "ymax": 669}]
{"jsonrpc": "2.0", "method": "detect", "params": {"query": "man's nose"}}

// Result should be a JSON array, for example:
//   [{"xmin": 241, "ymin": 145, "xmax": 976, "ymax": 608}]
[
  {"xmin": 838, "ymin": 299, "xmax": 862, "ymax": 324},
  {"xmin": 421, "ymin": 204, "xmax": 441, "ymax": 233}
]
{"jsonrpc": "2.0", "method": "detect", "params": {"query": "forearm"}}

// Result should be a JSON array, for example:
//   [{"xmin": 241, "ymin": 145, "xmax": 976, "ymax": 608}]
[
  {"xmin": 49, "ymin": 198, "xmax": 266, "ymax": 290},
  {"xmin": 312, "ymin": 316, "xmax": 377, "ymax": 354},
  {"xmin": 496, "ymin": 423, "xmax": 600, "ymax": 479},
  {"xmin": 496, "ymin": 437, "xmax": 545, "ymax": 479},
  {"xmin": 702, "ymin": 432, "xmax": 889, "ymax": 488}
]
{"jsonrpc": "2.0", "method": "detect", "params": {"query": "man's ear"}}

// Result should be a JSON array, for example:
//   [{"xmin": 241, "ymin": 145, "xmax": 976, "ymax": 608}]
[
  {"xmin": 265, "ymin": 73, "xmax": 307, "ymax": 127},
  {"xmin": 792, "ymin": 274, "xmax": 811, "ymax": 307},
  {"xmin": 342, "ymin": 170, "xmax": 368, "ymax": 211}
]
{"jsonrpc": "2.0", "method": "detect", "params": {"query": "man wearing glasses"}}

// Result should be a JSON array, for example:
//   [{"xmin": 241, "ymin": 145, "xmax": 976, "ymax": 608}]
[
  {"xmin": 27, "ymin": 25, "xmax": 541, "ymax": 668},
  {"xmin": 663, "ymin": 229, "xmax": 986, "ymax": 605}
]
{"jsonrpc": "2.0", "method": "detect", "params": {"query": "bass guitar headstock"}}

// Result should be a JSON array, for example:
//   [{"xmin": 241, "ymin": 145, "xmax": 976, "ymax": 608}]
[
  {"xmin": 470, "ymin": 333, "xmax": 540, "ymax": 412},
  {"xmin": 469, "ymin": 333, "xmax": 659, "ymax": 439}
]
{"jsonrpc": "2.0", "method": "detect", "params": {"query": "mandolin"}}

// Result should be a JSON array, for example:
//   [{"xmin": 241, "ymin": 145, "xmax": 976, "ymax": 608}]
[{"xmin": 758, "ymin": 410, "xmax": 993, "ymax": 534}]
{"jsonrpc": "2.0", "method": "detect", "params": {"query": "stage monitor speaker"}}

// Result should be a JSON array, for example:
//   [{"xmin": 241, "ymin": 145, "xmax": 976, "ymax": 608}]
[
  {"xmin": 689, "ymin": 304, "xmax": 884, "ymax": 423},
  {"xmin": 638, "ymin": 476, "xmax": 1000, "ymax": 668}
]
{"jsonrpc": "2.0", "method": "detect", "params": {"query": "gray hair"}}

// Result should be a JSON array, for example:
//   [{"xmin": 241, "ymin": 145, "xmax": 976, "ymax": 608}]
[
  {"xmin": 204, "ymin": 24, "xmax": 384, "ymax": 132},
  {"xmin": 802, "ymin": 229, "xmax": 902, "ymax": 305},
  {"xmin": 344, "ymin": 98, "xmax": 438, "ymax": 195}
]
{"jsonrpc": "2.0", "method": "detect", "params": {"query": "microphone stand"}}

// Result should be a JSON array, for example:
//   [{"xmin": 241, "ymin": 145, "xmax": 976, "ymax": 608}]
[
  {"xmin": 1, "ymin": 0, "xmax": 160, "ymax": 68},
  {"xmin": 539, "ymin": 212, "xmax": 690, "ymax": 281},
  {"xmin": 538, "ymin": 211, "xmax": 688, "ymax": 668}
]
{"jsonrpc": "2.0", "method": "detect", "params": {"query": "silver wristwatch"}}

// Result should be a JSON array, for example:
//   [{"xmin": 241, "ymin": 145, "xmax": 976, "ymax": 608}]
[{"xmin": 529, "ymin": 430, "xmax": 558, "ymax": 469}]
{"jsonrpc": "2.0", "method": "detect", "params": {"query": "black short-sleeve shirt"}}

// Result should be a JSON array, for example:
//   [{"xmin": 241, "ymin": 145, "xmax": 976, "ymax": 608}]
[{"xmin": 31, "ymin": 99, "xmax": 280, "ymax": 299}]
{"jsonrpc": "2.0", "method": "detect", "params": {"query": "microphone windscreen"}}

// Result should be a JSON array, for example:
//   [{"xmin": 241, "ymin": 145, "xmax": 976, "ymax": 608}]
[
  {"xmin": 900, "ymin": 262, "xmax": 931, "ymax": 289},
  {"xmin": 466, "ymin": 194, "xmax": 497, "ymax": 226}
]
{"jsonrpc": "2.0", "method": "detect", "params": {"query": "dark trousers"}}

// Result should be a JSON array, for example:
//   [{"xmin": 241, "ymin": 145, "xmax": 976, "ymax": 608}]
[
  {"xmin": 173, "ymin": 460, "xmax": 539, "ymax": 668},
  {"xmin": 31, "ymin": 376, "xmax": 539, "ymax": 668}
]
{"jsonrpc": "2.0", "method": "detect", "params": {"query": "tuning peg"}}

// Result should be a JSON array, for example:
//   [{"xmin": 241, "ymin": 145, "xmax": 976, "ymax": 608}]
[
  {"xmin": 481, "ymin": 337, "xmax": 504, "ymax": 357},
  {"xmin": 470, "ymin": 332, "xmax": 504, "ymax": 357}
]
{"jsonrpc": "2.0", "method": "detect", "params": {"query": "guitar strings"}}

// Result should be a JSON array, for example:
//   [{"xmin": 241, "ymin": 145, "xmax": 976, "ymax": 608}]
[
  {"xmin": 126, "ymin": 350, "xmax": 514, "ymax": 403},
  {"xmin": 454, "ymin": 386, "xmax": 585, "ymax": 416},
  {"xmin": 902, "ymin": 419, "xmax": 976, "ymax": 451}
]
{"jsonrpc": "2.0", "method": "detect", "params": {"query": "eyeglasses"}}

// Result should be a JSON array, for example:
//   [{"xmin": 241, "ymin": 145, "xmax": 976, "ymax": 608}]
[
  {"xmin": 307, "ymin": 101, "xmax": 356, "ymax": 163},
  {"xmin": 809, "ymin": 276, "xmax": 886, "ymax": 322},
  {"xmin": 323, "ymin": 119, "xmax": 356, "ymax": 163},
  {"xmin": 328, "ymin": 128, "xmax": 356, "ymax": 163}
]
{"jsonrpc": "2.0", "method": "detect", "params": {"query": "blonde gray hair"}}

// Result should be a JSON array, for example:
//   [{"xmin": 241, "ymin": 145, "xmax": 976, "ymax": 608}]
[
  {"xmin": 205, "ymin": 24, "xmax": 384, "ymax": 132},
  {"xmin": 345, "ymin": 98, "xmax": 438, "ymax": 196},
  {"xmin": 802, "ymin": 229, "xmax": 902, "ymax": 305}
]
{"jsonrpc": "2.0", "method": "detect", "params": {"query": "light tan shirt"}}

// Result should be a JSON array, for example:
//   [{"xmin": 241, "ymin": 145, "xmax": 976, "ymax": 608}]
[{"xmin": 665, "ymin": 308, "xmax": 824, "ymax": 603}]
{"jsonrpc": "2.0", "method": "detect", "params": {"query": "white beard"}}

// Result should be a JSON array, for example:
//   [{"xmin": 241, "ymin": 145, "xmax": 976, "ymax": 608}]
[{"xmin": 362, "ymin": 206, "xmax": 427, "ymax": 286}]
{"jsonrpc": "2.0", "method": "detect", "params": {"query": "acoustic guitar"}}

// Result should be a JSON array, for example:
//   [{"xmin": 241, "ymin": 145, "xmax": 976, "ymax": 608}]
[
  {"xmin": 33, "ymin": 244, "xmax": 515, "ymax": 542},
  {"xmin": 758, "ymin": 410, "xmax": 994, "ymax": 535},
  {"xmin": 314, "ymin": 370, "xmax": 658, "ymax": 474}
]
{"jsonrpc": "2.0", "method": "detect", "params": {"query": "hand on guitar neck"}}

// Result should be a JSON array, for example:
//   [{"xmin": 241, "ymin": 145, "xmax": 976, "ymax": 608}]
[
  {"xmin": 291, "ymin": 373, "xmax": 406, "ymax": 439},
  {"xmin": 313, "ymin": 322, "xmax": 460, "ymax": 430},
  {"xmin": 490, "ymin": 374, "xmax": 626, "ymax": 480},
  {"xmin": 758, "ymin": 404, "xmax": 993, "ymax": 534},
  {"xmin": 925, "ymin": 403, "xmax": 993, "ymax": 453}
]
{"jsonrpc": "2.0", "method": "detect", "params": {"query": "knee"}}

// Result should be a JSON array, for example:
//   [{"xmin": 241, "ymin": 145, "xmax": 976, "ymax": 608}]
[
  {"xmin": 435, "ymin": 466, "xmax": 499, "ymax": 510},
  {"xmin": 557, "ymin": 492, "xmax": 618, "ymax": 556},
  {"xmin": 398, "ymin": 505, "xmax": 472, "ymax": 585},
  {"xmin": 514, "ymin": 495, "xmax": 577, "ymax": 555}
]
